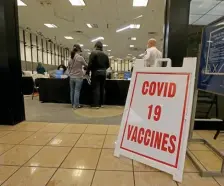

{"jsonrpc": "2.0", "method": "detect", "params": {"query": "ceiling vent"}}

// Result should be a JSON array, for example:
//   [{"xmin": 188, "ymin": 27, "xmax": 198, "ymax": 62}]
[
  {"xmin": 148, "ymin": 31, "xmax": 157, "ymax": 35},
  {"xmin": 92, "ymin": 24, "xmax": 98, "ymax": 28}
]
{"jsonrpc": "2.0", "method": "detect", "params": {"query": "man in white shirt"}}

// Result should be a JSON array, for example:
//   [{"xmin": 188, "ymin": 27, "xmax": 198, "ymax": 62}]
[{"xmin": 144, "ymin": 38, "xmax": 162, "ymax": 67}]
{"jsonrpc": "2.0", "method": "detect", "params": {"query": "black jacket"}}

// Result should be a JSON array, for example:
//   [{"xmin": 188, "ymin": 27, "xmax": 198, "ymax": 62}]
[{"xmin": 87, "ymin": 49, "xmax": 109, "ymax": 75}]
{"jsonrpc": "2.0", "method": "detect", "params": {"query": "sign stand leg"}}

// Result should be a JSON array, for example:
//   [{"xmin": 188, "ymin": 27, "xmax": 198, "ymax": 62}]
[{"xmin": 173, "ymin": 171, "xmax": 183, "ymax": 183}]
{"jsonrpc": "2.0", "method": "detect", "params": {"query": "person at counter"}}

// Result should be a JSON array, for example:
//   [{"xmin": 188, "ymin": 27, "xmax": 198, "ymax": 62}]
[
  {"xmin": 57, "ymin": 64, "xmax": 67, "ymax": 73},
  {"xmin": 87, "ymin": 41, "xmax": 110, "ymax": 109},
  {"xmin": 68, "ymin": 44, "xmax": 88, "ymax": 109},
  {"xmin": 144, "ymin": 38, "xmax": 162, "ymax": 67}
]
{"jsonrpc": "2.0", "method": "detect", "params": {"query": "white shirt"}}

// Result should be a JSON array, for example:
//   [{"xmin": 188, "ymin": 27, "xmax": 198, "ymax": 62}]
[{"xmin": 144, "ymin": 47, "xmax": 162, "ymax": 67}]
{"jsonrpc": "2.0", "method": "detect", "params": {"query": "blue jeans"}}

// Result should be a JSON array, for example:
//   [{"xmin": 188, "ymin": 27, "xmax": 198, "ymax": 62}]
[{"xmin": 70, "ymin": 78, "xmax": 83, "ymax": 108}]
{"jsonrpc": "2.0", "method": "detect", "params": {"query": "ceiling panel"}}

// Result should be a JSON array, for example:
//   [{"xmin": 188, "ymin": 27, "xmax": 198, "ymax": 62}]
[
  {"xmin": 193, "ymin": 14, "xmax": 222, "ymax": 25},
  {"xmin": 189, "ymin": 14, "xmax": 202, "ymax": 24},
  {"xmin": 190, "ymin": 0, "xmax": 219, "ymax": 15},
  {"xmin": 207, "ymin": 1, "xmax": 224, "ymax": 16}
]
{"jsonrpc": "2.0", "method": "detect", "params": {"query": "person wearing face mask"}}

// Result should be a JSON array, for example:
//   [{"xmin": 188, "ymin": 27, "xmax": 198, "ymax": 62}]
[
  {"xmin": 67, "ymin": 44, "xmax": 88, "ymax": 109},
  {"xmin": 144, "ymin": 38, "xmax": 162, "ymax": 67},
  {"xmin": 57, "ymin": 64, "xmax": 67, "ymax": 73}
]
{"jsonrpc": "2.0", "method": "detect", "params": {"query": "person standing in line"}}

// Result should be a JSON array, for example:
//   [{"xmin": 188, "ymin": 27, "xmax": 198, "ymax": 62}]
[
  {"xmin": 144, "ymin": 38, "xmax": 162, "ymax": 67},
  {"xmin": 67, "ymin": 44, "xmax": 88, "ymax": 109},
  {"xmin": 87, "ymin": 41, "xmax": 110, "ymax": 109}
]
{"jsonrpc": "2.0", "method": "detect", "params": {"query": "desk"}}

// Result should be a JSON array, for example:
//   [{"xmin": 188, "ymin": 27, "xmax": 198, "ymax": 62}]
[{"xmin": 38, "ymin": 78, "xmax": 130, "ymax": 106}]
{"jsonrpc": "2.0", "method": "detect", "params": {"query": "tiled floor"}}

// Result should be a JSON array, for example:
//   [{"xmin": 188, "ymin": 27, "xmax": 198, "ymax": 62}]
[{"xmin": 0, "ymin": 122, "xmax": 224, "ymax": 185}]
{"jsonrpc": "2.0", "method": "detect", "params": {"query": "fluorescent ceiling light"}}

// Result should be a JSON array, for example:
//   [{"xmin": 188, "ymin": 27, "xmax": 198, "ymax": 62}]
[
  {"xmin": 103, "ymin": 44, "xmax": 108, "ymax": 47},
  {"xmin": 86, "ymin": 23, "xmax": 92, "ymax": 28},
  {"xmin": 133, "ymin": 0, "xmax": 148, "ymax": 7},
  {"xmin": 133, "ymin": 57, "xmax": 136, "ymax": 60},
  {"xmin": 107, "ymin": 50, "xmax": 111, "ymax": 52},
  {"xmin": 134, "ymin": 15, "xmax": 143, "ymax": 19},
  {"xmin": 128, "ymin": 54, "xmax": 132, "ymax": 56},
  {"xmin": 88, "ymin": 52, "xmax": 91, "ymax": 55},
  {"xmin": 79, "ymin": 44, "xmax": 84, "ymax": 47},
  {"xmin": 116, "ymin": 24, "xmax": 140, "ymax": 33},
  {"xmin": 64, "ymin": 36, "xmax": 74, "ymax": 39},
  {"xmin": 130, "ymin": 24, "xmax": 140, "ymax": 29},
  {"xmin": 69, "ymin": 0, "xmax": 85, "ymax": 6},
  {"xmin": 44, "ymin": 24, "xmax": 57, "ymax": 28},
  {"xmin": 131, "ymin": 37, "xmax": 136, "ymax": 40},
  {"xmin": 91, "ymin": 37, "xmax": 104, "ymax": 42},
  {"xmin": 18, "ymin": 0, "xmax": 27, "ymax": 6},
  {"xmin": 130, "ymin": 45, "xmax": 134, "ymax": 48}
]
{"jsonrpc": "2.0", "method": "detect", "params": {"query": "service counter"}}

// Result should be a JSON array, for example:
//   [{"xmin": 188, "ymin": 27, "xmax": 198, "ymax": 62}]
[{"xmin": 38, "ymin": 78, "xmax": 130, "ymax": 106}]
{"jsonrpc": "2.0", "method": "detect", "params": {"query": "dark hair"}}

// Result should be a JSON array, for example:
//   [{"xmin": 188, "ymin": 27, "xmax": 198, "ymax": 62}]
[
  {"xmin": 57, "ymin": 64, "xmax": 67, "ymax": 72},
  {"xmin": 95, "ymin": 41, "xmax": 103, "ymax": 51},
  {"xmin": 71, "ymin": 44, "xmax": 82, "ymax": 59}
]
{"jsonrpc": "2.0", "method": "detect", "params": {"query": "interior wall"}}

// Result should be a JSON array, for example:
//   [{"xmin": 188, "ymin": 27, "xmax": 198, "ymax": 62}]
[{"xmin": 19, "ymin": 27, "xmax": 70, "ymax": 72}]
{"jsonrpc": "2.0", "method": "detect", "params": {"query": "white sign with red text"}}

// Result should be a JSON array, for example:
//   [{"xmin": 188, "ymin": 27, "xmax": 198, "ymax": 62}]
[{"xmin": 114, "ymin": 58, "xmax": 196, "ymax": 182}]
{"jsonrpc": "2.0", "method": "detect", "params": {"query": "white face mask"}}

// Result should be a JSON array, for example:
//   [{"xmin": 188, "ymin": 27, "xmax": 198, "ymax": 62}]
[{"xmin": 59, "ymin": 68, "xmax": 63, "ymax": 71}]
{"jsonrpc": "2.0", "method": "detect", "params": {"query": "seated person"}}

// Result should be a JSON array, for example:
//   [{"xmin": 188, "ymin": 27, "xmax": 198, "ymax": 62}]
[
  {"xmin": 36, "ymin": 63, "xmax": 46, "ymax": 75},
  {"xmin": 57, "ymin": 64, "xmax": 67, "ymax": 73}
]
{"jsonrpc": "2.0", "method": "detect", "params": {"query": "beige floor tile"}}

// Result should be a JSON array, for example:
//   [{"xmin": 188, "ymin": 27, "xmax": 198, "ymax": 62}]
[
  {"xmin": 25, "ymin": 146, "xmax": 71, "ymax": 168},
  {"xmin": 97, "ymin": 149, "xmax": 132, "ymax": 171},
  {"xmin": 75, "ymin": 134, "xmax": 105, "ymax": 148},
  {"xmin": 188, "ymin": 143, "xmax": 210, "ymax": 151},
  {"xmin": 2, "ymin": 167, "xmax": 56, "ymax": 186},
  {"xmin": 192, "ymin": 150, "xmax": 222, "ymax": 171},
  {"xmin": 0, "ymin": 131, "xmax": 12, "ymax": 138},
  {"xmin": 0, "ymin": 125, "xmax": 16, "ymax": 131},
  {"xmin": 133, "ymin": 161, "xmax": 159, "ymax": 172},
  {"xmin": 214, "ymin": 177, "xmax": 224, "ymax": 186},
  {"xmin": 61, "ymin": 124, "xmax": 88, "ymax": 133},
  {"xmin": 20, "ymin": 132, "xmax": 58, "ymax": 146},
  {"xmin": 0, "ymin": 144, "xmax": 14, "ymax": 156},
  {"xmin": 107, "ymin": 125, "xmax": 120, "ymax": 135},
  {"xmin": 84, "ymin": 125, "xmax": 108, "ymax": 134},
  {"xmin": 0, "ymin": 145, "xmax": 41, "ymax": 166},
  {"xmin": 61, "ymin": 148, "xmax": 101, "ymax": 169},
  {"xmin": 14, "ymin": 122, "xmax": 47, "ymax": 132},
  {"xmin": 38, "ymin": 123, "xmax": 67, "ymax": 133},
  {"xmin": 192, "ymin": 132, "xmax": 202, "ymax": 139},
  {"xmin": 0, "ymin": 166, "xmax": 19, "ymax": 185},
  {"xmin": 92, "ymin": 171, "xmax": 134, "ymax": 186},
  {"xmin": 184, "ymin": 156, "xmax": 198, "ymax": 173},
  {"xmin": 48, "ymin": 133, "xmax": 80, "ymax": 147},
  {"xmin": 47, "ymin": 169, "xmax": 94, "ymax": 186},
  {"xmin": 103, "ymin": 135, "xmax": 117, "ymax": 148},
  {"xmin": 0, "ymin": 131, "xmax": 34, "ymax": 144},
  {"xmin": 178, "ymin": 173, "xmax": 219, "ymax": 186},
  {"xmin": 135, "ymin": 172, "xmax": 176, "ymax": 186}
]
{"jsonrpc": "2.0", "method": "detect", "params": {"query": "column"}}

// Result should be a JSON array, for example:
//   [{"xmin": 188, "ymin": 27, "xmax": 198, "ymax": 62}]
[
  {"xmin": 163, "ymin": 0, "xmax": 191, "ymax": 67},
  {"xmin": 0, "ymin": 0, "xmax": 25, "ymax": 124}
]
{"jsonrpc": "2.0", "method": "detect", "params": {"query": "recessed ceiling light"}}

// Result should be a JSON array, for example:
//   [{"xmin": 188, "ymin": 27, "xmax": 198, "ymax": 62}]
[
  {"xmin": 133, "ymin": 0, "xmax": 148, "ymax": 7},
  {"xmin": 130, "ymin": 45, "xmax": 134, "ymax": 48},
  {"xmin": 103, "ymin": 44, "xmax": 108, "ymax": 47},
  {"xmin": 88, "ymin": 52, "xmax": 91, "ymax": 55},
  {"xmin": 107, "ymin": 50, "xmax": 111, "ymax": 52},
  {"xmin": 86, "ymin": 23, "xmax": 92, "ymax": 28},
  {"xmin": 116, "ymin": 24, "xmax": 140, "ymax": 33},
  {"xmin": 79, "ymin": 44, "xmax": 84, "ymax": 47},
  {"xmin": 44, "ymin": 24, "xmax": 57, "ymax": 28},
  {"xmin": 69, "ymin": 0, "xmax": 85, "ymax": 6},
  {"xmin": 131, "ymin": 37, "xmax": 137, "ymax": 40},
  {"xmin": 91, "ymin": 37, "xmax": 104, "ymax": 42},
  {"xmin": 134, "ymin": 15, "xmax": 143, "ymax": 19},
  {"xmin": 18, "ymin": 0, "xmax": 27, "ymax": 6},
  {"xmin": 64, "ymin": 36, "xmax": 74, "ymax": 39}
]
